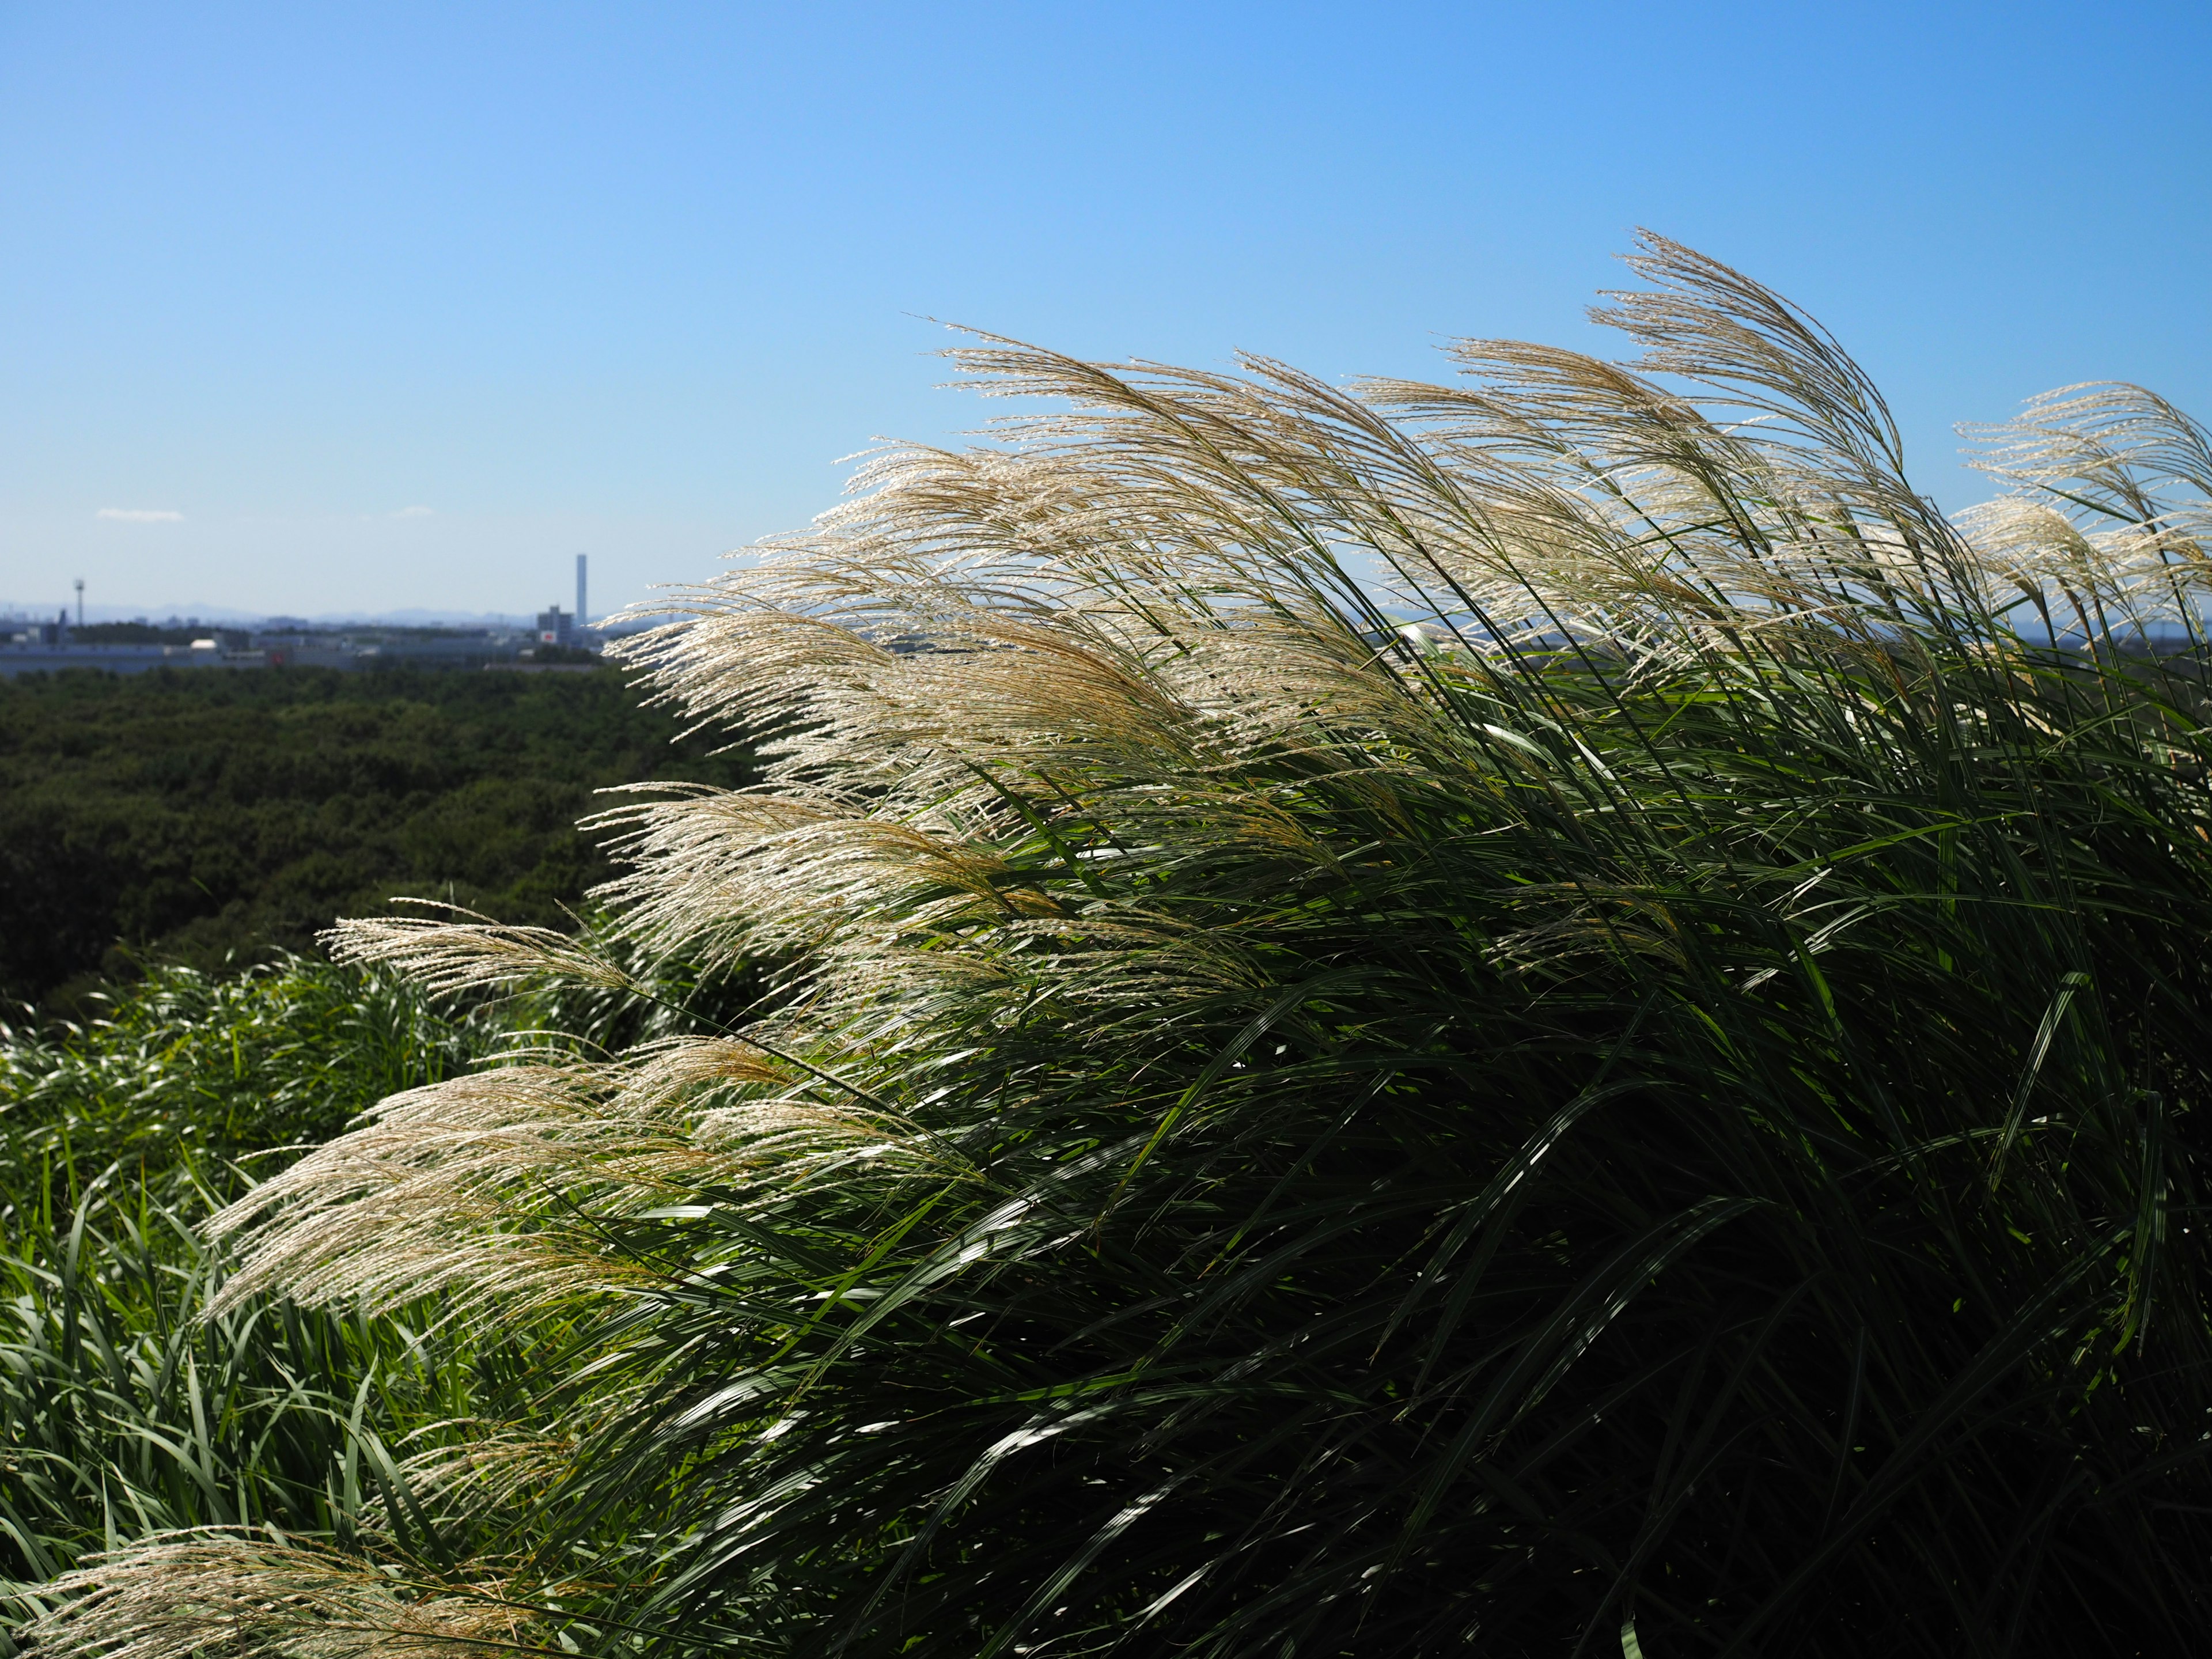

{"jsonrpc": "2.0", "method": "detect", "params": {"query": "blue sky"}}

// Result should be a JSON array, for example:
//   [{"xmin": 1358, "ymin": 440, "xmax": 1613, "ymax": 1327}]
[{"xmin": 3, "ymin": 2, "xmax": 2207, "ymax": 621}]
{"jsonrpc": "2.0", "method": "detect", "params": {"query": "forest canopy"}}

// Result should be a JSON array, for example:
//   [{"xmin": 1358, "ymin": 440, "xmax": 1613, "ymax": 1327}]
[{"xmin": 0, "ymin": 665, "xmax": 751, "ymax": 1010}]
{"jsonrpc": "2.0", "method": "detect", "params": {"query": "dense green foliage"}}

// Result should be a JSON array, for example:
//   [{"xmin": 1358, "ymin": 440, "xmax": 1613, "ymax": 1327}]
[
  {"xmin": 0, "ymin": 666, "xmax": 752, "ymax": 1011},
  {"xmin": 0, "ymin": 964, "xmax": 500, "ymax": 1615},
  {"xmin": 0, "ymin": 961, "xmax": 717, "ymax": 1656},
  {"xmin": 13, "ymin": 243, "xmax": 2212, "ymax": 1658},
  {"xmin": 0, "ymin": 960, "xmax": 483, "ymax": 1218}
]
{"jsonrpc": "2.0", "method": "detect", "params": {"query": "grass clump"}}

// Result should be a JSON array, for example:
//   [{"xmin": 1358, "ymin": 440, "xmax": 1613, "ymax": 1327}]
[
  {"xmin": 1, "ymin": 959, "xmax": 481, "ymax": 1212},
  {"xmin": 0, "ymin": 962, "xmax": 507, "ymax": 1634},
  {"xmin": 16, "ymin": 236, "xmax": 2212, "ymax": 1656}
]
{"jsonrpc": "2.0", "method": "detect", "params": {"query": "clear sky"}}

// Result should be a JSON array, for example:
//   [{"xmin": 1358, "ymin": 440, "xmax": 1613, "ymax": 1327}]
[{"xmin": 3, "ymin": 2, "xmax": 2207, "ymax": 622}]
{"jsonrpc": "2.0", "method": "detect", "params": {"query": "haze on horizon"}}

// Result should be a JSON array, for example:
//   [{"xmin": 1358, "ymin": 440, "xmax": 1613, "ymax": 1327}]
[{"xmin": 3, "ymin": 1, "xmax": 2207, "ymax": 622}]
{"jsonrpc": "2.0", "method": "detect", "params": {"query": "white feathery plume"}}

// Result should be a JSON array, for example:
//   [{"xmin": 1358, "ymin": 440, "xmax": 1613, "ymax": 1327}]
[
  {"xmin": 324, "ymin": 902, "xmax": 639, "ymax": 998},
  {"xmin": 1959, "ymin": 380, "xmax": 2212, "ymax": 639},
  {"xmin": 29, "ymin": 1534, "xmax": 547, "ymax": 1659}
]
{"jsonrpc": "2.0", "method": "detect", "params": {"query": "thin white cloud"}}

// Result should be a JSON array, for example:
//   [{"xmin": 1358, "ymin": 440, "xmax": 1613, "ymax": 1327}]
[
  {"xmin": 392, "ymin": 505, "xmax": 435, "ymax": 518},
  {"xmin": 97, "ymin": 507, "xmax": 184, "ymax": 522}
]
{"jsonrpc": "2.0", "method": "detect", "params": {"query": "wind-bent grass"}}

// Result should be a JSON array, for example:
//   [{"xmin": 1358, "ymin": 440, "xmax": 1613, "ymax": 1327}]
[{"xmin": 21, "ymin": 236, "xmax": 2212, "ymax": 1656}]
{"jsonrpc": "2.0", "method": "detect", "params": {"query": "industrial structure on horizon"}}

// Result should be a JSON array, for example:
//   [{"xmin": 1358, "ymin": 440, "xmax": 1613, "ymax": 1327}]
[
  {"xmin": 535, "ymin": 554, "xmax": 589, "ymax": 647},
  {"xmin": 1, "ymin": 555, "xmax": 637, "ymax": 677}
]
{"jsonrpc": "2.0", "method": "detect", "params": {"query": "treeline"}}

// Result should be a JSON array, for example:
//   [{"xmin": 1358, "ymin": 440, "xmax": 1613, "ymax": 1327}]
[
  {"xmin": 69, "ymin": 622, "xmax": 208, "ymax": 645},
  {"xmin": 0, "ymin": 664, "xmax": 752, "ymax": 1011}
]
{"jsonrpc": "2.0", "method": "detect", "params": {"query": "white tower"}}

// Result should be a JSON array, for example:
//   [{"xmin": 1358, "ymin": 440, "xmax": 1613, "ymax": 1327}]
[{"xmin": 575, "ymin": 554, "xmax": 588, "ymax": 629}]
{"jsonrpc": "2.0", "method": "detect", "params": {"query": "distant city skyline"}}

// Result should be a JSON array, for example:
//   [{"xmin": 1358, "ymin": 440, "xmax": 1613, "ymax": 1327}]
[
  {"xmin": 3, "ymin": 551, "xmax": 600, "ymax": 631},
  {"xmin": 2, "ymin": 550, "xmax": 606, "ymax": 631},
  {"xmin": 0, "ymin": 600, "xmax": 556, "ymax": 628},
  {"xmin": 4, "ymin": 3, "xmax": 2208, "ymax": 617}
]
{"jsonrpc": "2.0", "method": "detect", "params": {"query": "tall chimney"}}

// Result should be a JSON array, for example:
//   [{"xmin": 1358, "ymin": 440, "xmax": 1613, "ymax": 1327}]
[
  {"xmin": 75, "ymin": 578, "xmax": 85, "ymax": 629},
  {"xmin": 575, "ymin": 554, "xmax": 587, "ymax": 628}
]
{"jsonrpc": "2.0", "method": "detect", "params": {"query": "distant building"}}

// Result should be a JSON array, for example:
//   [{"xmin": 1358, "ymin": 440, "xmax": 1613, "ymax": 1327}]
[
  {"xmin": 0, "ymin": 615, "xmax": 532, "ymax": 677},
  {"xmin": 536, "ymin": 606, "xmax": 573, "ymax": 646}
]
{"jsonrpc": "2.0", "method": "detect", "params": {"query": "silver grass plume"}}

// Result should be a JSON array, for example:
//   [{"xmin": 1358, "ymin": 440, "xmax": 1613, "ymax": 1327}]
[
  {"xmin": 28, "ymin": 1535, "xmax": 546, "ymax": 1659},
  {"xmin": 205, "ymin": 1037, "xmax": 979, "ymax": 1319},
  {"xmin": 323, "ymin": 901, "xmax": 640, "ymax": 998},
  {"xmin": 1959, "ymin": 381, "xmax": 2212, "ymax": 642}
]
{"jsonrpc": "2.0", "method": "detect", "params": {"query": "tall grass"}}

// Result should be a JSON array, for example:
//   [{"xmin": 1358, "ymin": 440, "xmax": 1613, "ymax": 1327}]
[
  {"xmin": 0, "ymin": 963, "xmax": 510, "ymax": 1645},
  {"xmin": 22, "ymin": 236, "xmax": 2212, "ymax": 1656},
  {"xmin": 1, "ymin": 957, "xmax": 484, "ymax": 1214}
]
